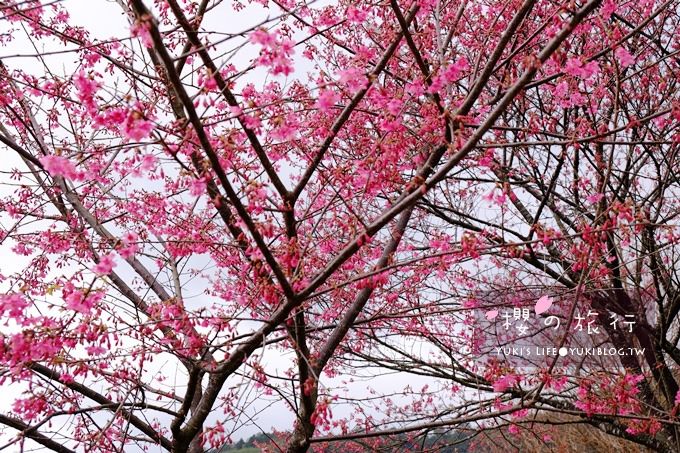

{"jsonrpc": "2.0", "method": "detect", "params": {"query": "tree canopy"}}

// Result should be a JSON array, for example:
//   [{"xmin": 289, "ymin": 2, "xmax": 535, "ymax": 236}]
[{"xmin": 1, "ymin": 0, "xmax": 680, "ymax": 451}]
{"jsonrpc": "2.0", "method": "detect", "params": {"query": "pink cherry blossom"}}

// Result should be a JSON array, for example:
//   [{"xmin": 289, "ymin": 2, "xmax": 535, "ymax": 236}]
[
  {"xmin": 346, "ymin": 6, "xmax": 368, "ymax": 24},
  {"xmin": 316, "ymin": 90, "xmax": 340, "ymax": 113},
  {"xmin": 93, "ymin": 253, "xmax": 116, "ymax": 275},
  {"xmin": 0, "ymin": 293, "xmax": 29, "ymax": 318},
  {"xmin": 564, "ymin": 58, "xmax": 599, "ymax": 79},
  {"xmin": 250, "ymin": 29, "xmax": 295, "ymax": 76},
  {"xmin": 39, "ymin": 155, "xmax": 82, "ymax": 180},
  {"xmin": 249, "ymin": 29, "xmax": 275, "ymax": 47},
  {"xmin": 493, "ymin": 374, "xmax": 521, "ymax": 392},
  {"xmin": 586, "ymin": 193, "xmax": 604, "ymax": 204},
  {"xmin": 338, "ymin": 67, "xmax": 367, "ymax": 94},
  {"xmin": 118, "ymin": 232, "xmax": 139, "ymax": 259},
  {"xmin": 130, "ymin": 20, "xmax": 153, "ymax": 48},
  {"xmin": 73, "ymin": 71, "xmax": 100, "ymax": 110},
  {"xmin": 123, "ymin": 110, "xmax": 154, "ymax": 141},
  {"xmin": 615, "ymin": 47, "xmax": 635, "ymax": 67}
]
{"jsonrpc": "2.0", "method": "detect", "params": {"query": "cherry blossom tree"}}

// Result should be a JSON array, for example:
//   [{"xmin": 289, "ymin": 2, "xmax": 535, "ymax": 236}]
[{"xmin": 0, "ymin": 0, "xmax": 679, "ymax": 452}]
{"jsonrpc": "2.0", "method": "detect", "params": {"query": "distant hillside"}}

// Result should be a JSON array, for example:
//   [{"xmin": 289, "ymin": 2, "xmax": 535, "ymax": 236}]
[
  {"xmin": 209, "ymin": 432, "xmax": 281, "ymax": 452},
  {"xmin": 210, "ymin": 431, "xmax": 472, "ymax": 452}
]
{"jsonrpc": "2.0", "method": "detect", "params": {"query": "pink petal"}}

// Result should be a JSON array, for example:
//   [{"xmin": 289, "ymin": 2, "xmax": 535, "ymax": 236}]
[{"xmin": 535, "ymin": 295, "xmax": 553, "ymax": 314}]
